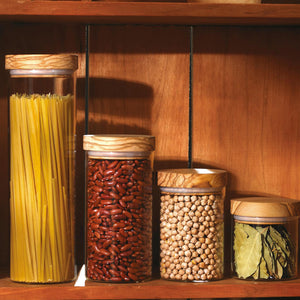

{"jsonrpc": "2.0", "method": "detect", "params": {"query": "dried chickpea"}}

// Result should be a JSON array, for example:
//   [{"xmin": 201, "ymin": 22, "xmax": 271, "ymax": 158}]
[{"xmin": 160, "ymin": 191, "xmax": 224, "ymax": 282}]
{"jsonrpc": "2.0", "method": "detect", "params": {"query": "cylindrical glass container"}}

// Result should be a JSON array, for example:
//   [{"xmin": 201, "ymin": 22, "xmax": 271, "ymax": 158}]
[
  {"xmin": 158, "ymin": 168, "xmax": 227, "ymax": 281},
  {"xmin": 6, "ymin": 54, "xmax": 78, "ymax": 283},
  {"xmin": 231, "ymin": 197, "xmax": 300, "ymax": 281},
  {"xmin": 83, "ymin": 134, "xmax": 155, "ymax": 282}
]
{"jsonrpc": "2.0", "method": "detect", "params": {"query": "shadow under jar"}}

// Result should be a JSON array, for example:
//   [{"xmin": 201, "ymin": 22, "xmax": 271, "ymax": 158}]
[
  {"xmin": 158, "ymin": 168, "xmax": 227, "ymax": 282},
  {"xmin": 83, "ymin": 134, "xmax": 155, "ymax": 282},
  {"xmin": 231, "ymin": 197, "xmax": 300, "ymax": 281}
]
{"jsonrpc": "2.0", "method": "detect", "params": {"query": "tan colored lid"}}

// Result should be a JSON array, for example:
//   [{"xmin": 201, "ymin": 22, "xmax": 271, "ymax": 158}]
[
  {"xmin": 157, "ymin": 168, "xmax": 227, "ymax": 188},
  {"xmin": 5, "ymin": 54, "xmax": 78, "ymax": 70},
  {"xmin": 83, "ymin": 134, "xmax": 155, "ymax": 152},
  {"xmin": 231, "ymin": 197, "xmax": 300, "ymax": 218}
]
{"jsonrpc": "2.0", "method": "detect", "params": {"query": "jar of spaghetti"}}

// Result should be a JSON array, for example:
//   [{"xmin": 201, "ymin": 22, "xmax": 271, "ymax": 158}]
[
  {"xmin": 5, "ymin": 54, "xmax": 77, "ymax": 283},
  {"xmin": 83, "ymin": 134, "xmax": 155, "ymax": 282},
  {"xmin": 231, "ymin": 197, "xmax": 300, "ymax": 281},
  {"xmin": 158, "ymin": 168, "xmax": 227, "ymax": 281}
]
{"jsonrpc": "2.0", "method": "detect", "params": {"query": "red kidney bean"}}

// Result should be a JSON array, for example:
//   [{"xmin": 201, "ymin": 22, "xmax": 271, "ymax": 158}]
[
  {"xmin": 110, "ymin": 244, "xmax": 119, "ymax": 253},
  {"xmin": 102, "ymin": 240, "xmax": 112, "ymax": 248},
  {"xmin": 86, "ymin": 157, "xmax": 152, "ymax": 282},
  {"xmin": 99, "ymin": 248, "xmax": 111, "ymax": 256},
  {"xmin": 111, "ymin": 209, "xmax": 122, "ymax": 215},
  {"xmin": 119, "ymin": 228, "xmax": 128, "ymax": 238},
  {"xmin": 120, "ymin": 244, "xmax": 132, "ymax": 252}
]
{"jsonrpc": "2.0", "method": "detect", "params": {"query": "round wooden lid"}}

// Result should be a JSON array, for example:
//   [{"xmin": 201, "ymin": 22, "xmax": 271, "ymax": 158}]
[
  {"xmin": 83, "ymin": 134, "xmax": 155, "ymax": 152},
  {"xmin": 231, "ymin": 197, "xmax": 300, "ymax": 218},
  {"xmin": 5, "ymin": 54, "xmax": 78, "ymax": 70},
  {"xmin": 157, "ymin": 168, "xmax": 227, "ymax": 188}
]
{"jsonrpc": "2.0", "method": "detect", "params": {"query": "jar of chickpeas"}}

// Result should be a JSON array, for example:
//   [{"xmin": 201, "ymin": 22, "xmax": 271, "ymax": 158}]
[{"xmin": 158, "ymin": 168, "xmax": 227, "ymax": 282}]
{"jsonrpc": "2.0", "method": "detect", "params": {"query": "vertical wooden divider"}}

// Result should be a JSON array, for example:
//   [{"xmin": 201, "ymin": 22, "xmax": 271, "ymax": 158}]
[
  {"xmin": 88, "ymin": 25, "xmax": 190, "ymax": 272},
  {"xmin": 0, "ymin": 23, "xmax": 86, "ymax": 268},
  {"xmin": 193, "ymin": 26, "xmax": 300, "ymax": 275}
]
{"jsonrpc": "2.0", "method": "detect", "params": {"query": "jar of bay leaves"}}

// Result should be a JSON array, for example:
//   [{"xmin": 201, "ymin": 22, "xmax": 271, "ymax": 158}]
[
  {"xmin": 158, "ymin": 168, "xmax": 227, "ymax": 281},
  {"xmin": 6, "ymin": 54, "xmax": 78, "ymax": 283},
  {"xmin": 231, "ymin": 197, "xmax": 300, "ymax": 281}
]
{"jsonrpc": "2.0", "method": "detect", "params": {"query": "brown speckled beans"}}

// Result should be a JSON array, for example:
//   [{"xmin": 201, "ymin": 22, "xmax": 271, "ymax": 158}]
[
  {"xmin": 84, "ymin": 135, "xmax": 155, "ymax": 283},
  {"xmin": 157, "ymin": 169, "xmax": 227, "ymax": 282},
  {"xmin": 87, "ymin": 158, "xmax": 152, "ymax": 282}
]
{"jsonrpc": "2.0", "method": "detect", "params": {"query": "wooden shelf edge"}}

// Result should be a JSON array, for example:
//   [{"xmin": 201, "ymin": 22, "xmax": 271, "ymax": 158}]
[
  {"xmin": 0, "ymin": 1, "xmax": 300, "ymax": 25},
  {"xmin": 1, "ymin": 276, "xmax": 300, "ymax": 299}
]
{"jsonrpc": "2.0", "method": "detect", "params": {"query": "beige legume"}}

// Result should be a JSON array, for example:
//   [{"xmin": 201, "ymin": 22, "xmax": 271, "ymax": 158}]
[{"xmin": 160, "ymin": 193, "xmax": 224, "ymax": 281}]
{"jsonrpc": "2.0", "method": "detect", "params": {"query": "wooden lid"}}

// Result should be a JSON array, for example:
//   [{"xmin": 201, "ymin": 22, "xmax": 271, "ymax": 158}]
[
  {"xmin": 5, "ymin": 54, "xmax": 78, "ymax": 70},
  {"xmin": 231, "ymin": 197, "xmax": 300, "ymax": 218},
  {"xmin": 83, "ymin": 134, "xmax": 155, "ymax": 152},
  {"xmin": 157, "ymin": 168, "xmax": 227, "ymax": 188}
]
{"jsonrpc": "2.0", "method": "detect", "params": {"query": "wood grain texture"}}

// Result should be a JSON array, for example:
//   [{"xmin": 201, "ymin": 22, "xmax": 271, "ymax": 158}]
[
  {"xmin": 157, "ymin": 168, "xmax": 227, "ymax": 188},
  {"xmin": 231, "ymin": 196, "xmax": 300, "ymax": 217},
  {"xmin": 2, "ymin": 275, "xmax": 300, "ymax": 299},
  {"xmin": 83, "ymin": 134, "xmax": 155, "ymax": 152},
  {"xmin": 89, "ymin": 25, "xmax": 190, "ymax": 169},
  {"xmin": 5, "ymin": 54, "xmax": 78, "ymax": 70},
  {"xmin": 192, "ymin": 26, "xmax": 300, "ymax": 201},
  {"xmin": 89, "ymin": 25, "xmax": 189, "ymax": 272},
  {"xmin": 0, "ymin": 2, "xmax": 300, "ymax": 25},
  {"xmin": 0, "ymin": 23, "xmax": 86, "ymax": 268}
]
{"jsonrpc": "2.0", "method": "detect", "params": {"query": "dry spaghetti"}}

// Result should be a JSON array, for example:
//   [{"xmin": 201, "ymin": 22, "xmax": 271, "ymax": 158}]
[{"xmin": 10, "ymin": 93, "xmax": 75, "ymax": 283}]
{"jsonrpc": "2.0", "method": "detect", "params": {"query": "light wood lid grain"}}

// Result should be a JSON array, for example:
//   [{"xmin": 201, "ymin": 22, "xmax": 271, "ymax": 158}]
[
  {"xmin": 231, "ymin": 197, "xmax": 300, "ymax": 218},
  {"xmin": 157, "ymin": 168, "xmax": 227, "ymax": 188},
  {"xmin": 5, "ymin": 54, "xmax": 78, "ymax": 70},
  {"xmin": 83, "ymin": 134, "xmax": 155, "ymax": 152}
]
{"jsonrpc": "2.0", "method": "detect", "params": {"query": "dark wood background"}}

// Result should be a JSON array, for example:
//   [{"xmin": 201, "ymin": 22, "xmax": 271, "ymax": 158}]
[{"xmin": 0, "ymin": 23, "xmax": 299, "ymax": 276}]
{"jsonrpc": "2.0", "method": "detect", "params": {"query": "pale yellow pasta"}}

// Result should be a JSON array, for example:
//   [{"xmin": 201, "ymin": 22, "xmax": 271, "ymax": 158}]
[{"xmin": 10, "ymin": 93, "xmax": 75, "ymax": 283}]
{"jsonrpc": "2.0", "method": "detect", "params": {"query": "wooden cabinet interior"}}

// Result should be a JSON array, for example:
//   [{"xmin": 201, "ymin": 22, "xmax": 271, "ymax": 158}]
[{"xmin": 0, "ymin": 7, "xmax": 299, "ymax": 299}]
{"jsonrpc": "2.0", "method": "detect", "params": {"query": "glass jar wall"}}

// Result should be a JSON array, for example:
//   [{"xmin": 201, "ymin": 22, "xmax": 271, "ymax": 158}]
[
  {"xmin": 6, "ymin": 54, "xmax": 77, "ymax": 283},
  {"xmin": 231, "ymin": 197, "xmax": 300, "ymax": 281},
  {"xmin": 83, "ymin": 134, "xmax": 155, "ymax": 282},
  {"xmin": 158, "ymin": 168, "xmax": 227, "ymax": 281}
]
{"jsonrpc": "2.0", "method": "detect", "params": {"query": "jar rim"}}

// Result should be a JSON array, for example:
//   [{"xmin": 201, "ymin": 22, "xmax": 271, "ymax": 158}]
[
  {"xmin": 9, "ymin": 69, "xmax": 75, "ymax": 77},
  {"xmin": 234, "ymin": 215, "xmax": 299, "ymax": 224},
  {"xmin": 159, "ymin": 186, "xmax": 223, "ymax": 194}
]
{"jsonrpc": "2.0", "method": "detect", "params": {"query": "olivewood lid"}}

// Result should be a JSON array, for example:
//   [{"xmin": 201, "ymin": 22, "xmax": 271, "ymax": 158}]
[
  {"xmin": 5, "ymin": 54, "xmax": 78, "ymax": 70},
  {"xmin": 83, "ymin": 134, "xmax": 155, "ymax": 152},
  {"xmin": 157, "ymin": 168, "xmax": 227, "ymax": 188},
  {"xmin": 231, "ymin": 197, "xmax": 300, "ymax": 218}
]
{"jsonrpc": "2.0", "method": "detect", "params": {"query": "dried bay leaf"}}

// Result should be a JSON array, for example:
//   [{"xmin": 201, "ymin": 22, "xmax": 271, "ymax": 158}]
[
  {"xmin": 252, "ymin": 267, "xmax": 259, "ymax": 280},
  {"xmin": 269, "ymin": 226, "xmax": 290, "ymax": 257},
  {"xmin": 256, "ymin": 226, "xmax": 269, "ymax": 237},
  {"xmin": 276, "ymin": 259, "xmax": 283, "ymax": 279},
  {"xmin": 234, "ymin": 224, "xmax": 262, "ymax": 279},
  {"xmin": 259, "ymin": 257, "xmax": 269, "ymax": 279},
  {"xmin": 263, "ymin": 240, "xmax": 274, "ymax": 277}
]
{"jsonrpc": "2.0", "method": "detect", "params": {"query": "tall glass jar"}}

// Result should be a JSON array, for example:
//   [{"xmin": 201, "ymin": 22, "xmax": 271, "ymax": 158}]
[
  {"xmin": 231, "ymin": 197, "xmax": 300, "ymax": 281},
  {"xmin": 158, "ymin": 168, "xmax": 227, "ymax": 281},
  {"xmin": 83, "ymin": 134, "xmax": 155, "ymax": 282},
  {"xmin": 6, "ymin": 54, "xmax": 77, "ymax": 283}
]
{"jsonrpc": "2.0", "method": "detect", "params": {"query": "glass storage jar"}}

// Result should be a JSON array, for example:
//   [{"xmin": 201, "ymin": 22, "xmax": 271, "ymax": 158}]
[
  {"xmin": 5, "ymin": 54, "xmax": 78, "ymax": 283},
  {"xmin": 158, "ymin": 168, "xmax": 227, "ymax": 281},
  {"xmin": 231, "ymin": 197, "xmax": 300, "ymax": 281},
  {"xmin": 83, "ymin": 134, "xmax": 155, "ymax": 282}
]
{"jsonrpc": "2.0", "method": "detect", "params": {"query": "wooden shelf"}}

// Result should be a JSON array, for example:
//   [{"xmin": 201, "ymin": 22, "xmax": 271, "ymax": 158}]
[
  {"xmin": 1, "ymin": 269, "xmax": 300, "ymax": 299},
  {"xmin": 0, "ymin": 1, "xmax": 300, "ymax": 25}
]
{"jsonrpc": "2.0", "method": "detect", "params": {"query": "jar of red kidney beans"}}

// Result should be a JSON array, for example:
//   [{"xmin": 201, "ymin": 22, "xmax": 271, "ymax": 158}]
[{"xmin": 83, "ymin": 134, "xmax": 155, "ymax": 282}]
